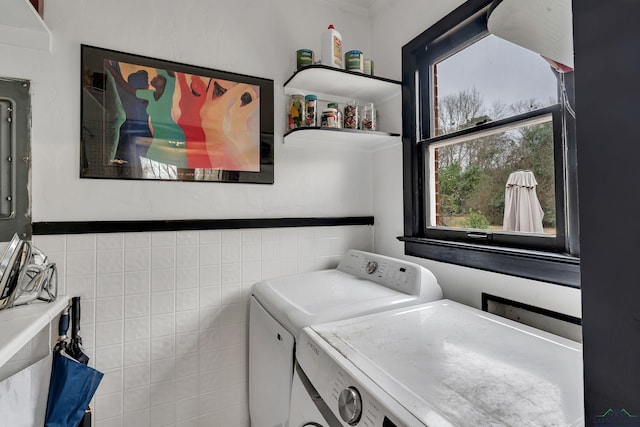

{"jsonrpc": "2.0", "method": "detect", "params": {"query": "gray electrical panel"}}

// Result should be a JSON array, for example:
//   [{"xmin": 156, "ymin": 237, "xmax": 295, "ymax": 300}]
[{"xmin": 0, "ymin": 79, "xmax": 30, "ymax": 241}]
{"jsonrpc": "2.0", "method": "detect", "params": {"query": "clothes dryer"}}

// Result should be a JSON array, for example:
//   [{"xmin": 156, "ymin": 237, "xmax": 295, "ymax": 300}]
[{"xmin": 249, "ymin": 250, "xmax": 443, "ymax": 427}]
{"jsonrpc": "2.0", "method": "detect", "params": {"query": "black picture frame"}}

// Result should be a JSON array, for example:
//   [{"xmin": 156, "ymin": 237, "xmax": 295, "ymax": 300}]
[{"xmin": 80, "ymin": 45, "xmax": 274, "ymax": 184}]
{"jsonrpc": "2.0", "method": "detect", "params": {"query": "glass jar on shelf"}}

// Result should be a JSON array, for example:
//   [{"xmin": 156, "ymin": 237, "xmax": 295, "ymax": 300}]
[
  {"xmin": 327, "ymin": 102, "xmax": 342, "ymax": 128},
  {"xmin": 304, "ymin": 94, "xmax": 318, "ymax": 127},
  {"xmin": 321, "ymin": 108, "xmax": 339, "ymax": 128},
  {"xmin": 287, "ymin": 93, "xmax": 305, "ymax": 130},
  {"xmin": 361, "ymin": 102, "xmax": 376, "ymax": 131},
  {"xmin": 343, "ymin": 101, "xmax": 358, "ymax": 129}
]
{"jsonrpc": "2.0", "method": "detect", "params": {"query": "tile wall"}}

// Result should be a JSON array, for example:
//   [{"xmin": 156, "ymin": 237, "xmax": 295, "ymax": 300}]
[{"xmin": 30, "ymin": 225, "xmax": 373, "ymax": 427}]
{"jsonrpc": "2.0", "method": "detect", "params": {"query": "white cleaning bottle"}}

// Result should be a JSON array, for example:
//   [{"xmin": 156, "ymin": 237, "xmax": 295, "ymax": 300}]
[{"xmin": 321, "ymin": 24, "xmax": 342, "ymax": 69}]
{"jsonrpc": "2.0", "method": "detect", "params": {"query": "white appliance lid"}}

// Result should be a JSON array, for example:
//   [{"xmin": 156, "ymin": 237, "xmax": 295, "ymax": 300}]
[
  {"xmin": 311, "ymin": 299, "xmax": 584, "ymax": 426},
  {"xmin": 252, "ymin": 269, "xmax": 416, "ymax": 337}
]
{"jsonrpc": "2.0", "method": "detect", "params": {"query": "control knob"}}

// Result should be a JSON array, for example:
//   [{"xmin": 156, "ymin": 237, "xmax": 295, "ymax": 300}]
[
  {"xmin": 365, "ymin": 260, "xmax": 378, "ymax": 274},
  {"xmin": 338, "ymin": 386, "xmax": 362, "ymax": 425}
]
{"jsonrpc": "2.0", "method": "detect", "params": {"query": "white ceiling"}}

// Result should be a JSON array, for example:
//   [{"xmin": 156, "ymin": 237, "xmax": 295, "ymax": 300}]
[
  {"xmin": 342, "ymin": 0, "xmax": 378, "ymax": 8},
  {"xmin": 324, "ymin": 0, "xmax": 385, "ymax": 16},
  {"xmin": 334, "ymin": 0, "xmax": 460, "ymax": 20}
]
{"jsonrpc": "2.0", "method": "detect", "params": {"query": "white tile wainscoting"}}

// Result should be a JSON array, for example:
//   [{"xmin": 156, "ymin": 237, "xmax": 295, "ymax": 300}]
[{"xmin": 30, "ymin": 225, "xmax": 373, "ymax": 427}]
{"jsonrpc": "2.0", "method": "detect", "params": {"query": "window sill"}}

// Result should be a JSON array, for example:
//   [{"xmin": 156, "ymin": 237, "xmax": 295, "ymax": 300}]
[{"xmin": 398, "ymin": 236, "xmax": 580, "ymax": 288}]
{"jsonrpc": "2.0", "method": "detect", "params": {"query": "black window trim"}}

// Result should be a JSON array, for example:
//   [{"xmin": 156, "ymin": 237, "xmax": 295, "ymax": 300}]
[{"xmin": 400, "ymin": 0, "xmax": 580, "ymax": 288}]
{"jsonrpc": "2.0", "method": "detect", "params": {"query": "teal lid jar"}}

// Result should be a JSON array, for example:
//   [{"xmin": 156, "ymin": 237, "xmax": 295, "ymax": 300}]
[{"xmin": 304, "ymin": 94, "xmax": 318, "ymax": 127}]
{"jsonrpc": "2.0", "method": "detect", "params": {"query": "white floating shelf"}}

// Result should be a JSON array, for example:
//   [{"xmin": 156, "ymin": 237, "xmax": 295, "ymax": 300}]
[
  {"xmin": 283, "ymin": 65, "xmax": 401, "ymax": 104},
  {"xmin": 283, "ymin": 127, "xmax": 401, "ymax": 151},
  {"xmin": 0, "ymin": 0, "xmax": 51, "ymax": 52},
  {"xmin": 0, "ymin": 297, "xmax": 70, "ymax": 368}
]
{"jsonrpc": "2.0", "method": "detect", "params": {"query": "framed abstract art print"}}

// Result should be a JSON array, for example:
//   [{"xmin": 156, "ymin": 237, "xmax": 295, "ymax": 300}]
[{"xmin": 80, "ymin": 45, "xmax": 274, "ymax": 183}]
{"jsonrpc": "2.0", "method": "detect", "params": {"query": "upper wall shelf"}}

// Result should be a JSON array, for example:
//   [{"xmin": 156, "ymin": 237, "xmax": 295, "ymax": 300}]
[
  {"xmin": 0, "ymin": 297, "xmax": 69, "ymax": 368},
  {"xmin": 283, "ymin": 65, "xmax": 401, "ymax": 104},
  {"xmin": 0, "ymin": 0, "xmax": 51, "ymax": 52},
  {"xmin": 283, "ymin": 127, "xmax": 400, "ymax": 151}
]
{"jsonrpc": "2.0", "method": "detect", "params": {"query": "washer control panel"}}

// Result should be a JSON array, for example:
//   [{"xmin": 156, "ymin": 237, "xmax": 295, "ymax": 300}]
[
  {"xmin": 327, "ymin": 361, "xmax": 395, "ymax": 426},
  {"xmin": 297, "ymin": 330, "xmax": 419, "ymax": 427},
  {"xmin": 337, "ymin": 250, "xmax": 440, "ymax": 299}
]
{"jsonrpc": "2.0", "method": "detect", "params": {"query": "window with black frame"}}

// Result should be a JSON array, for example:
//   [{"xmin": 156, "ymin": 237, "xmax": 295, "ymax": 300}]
[{"xmin": 400, "ymin": 0, "xmax": 579, "ymax": 286}]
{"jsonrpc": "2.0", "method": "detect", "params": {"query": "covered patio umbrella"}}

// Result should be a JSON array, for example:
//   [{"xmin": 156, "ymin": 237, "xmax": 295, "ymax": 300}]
[
  {"xmin": 503, "ymin": 170, "xmax": 545, "ymax": 233},
  {"xmin": 45, "ymin": 297, "xmax": 103, "ymax": 427}
]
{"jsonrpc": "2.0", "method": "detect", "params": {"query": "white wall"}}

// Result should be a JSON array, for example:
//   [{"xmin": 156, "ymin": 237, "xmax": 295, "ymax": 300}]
[
  {"xmin": 368, "ymin": 0, "xmax": 582, "ymax": 321},
  {"xmin": 0, "ymin": 0, "xmax": 374, "ymax": 222}
]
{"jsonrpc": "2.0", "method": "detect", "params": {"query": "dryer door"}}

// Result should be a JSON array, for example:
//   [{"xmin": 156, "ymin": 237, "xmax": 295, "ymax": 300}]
[{"xmin": 249, "ymin": 296, "xmax": 295, "ymax": 427}]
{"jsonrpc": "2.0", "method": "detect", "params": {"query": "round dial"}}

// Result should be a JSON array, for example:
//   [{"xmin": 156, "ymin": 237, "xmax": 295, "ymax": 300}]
[
  {"xmin": 365, "ymin": 260, "xmax": 378, "ymax": 274},
  {"xmin": 338, "ymin": 387, "xmax": 362, "ymax": 425}
]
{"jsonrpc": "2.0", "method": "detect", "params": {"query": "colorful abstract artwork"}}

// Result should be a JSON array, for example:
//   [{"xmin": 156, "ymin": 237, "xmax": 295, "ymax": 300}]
[{"xmin": 81, "ymin": 45, "xmax": 274, "ymax": 183}]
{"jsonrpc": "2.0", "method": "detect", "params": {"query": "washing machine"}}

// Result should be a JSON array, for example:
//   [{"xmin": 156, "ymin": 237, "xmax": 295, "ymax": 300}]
[
  {"xmin": 248, "ymin": 249, "xmax": 443, "ymax": 427},
  {"xmin": 294, "ymin": 299, "xmax": 585, "ymax": 426}
]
